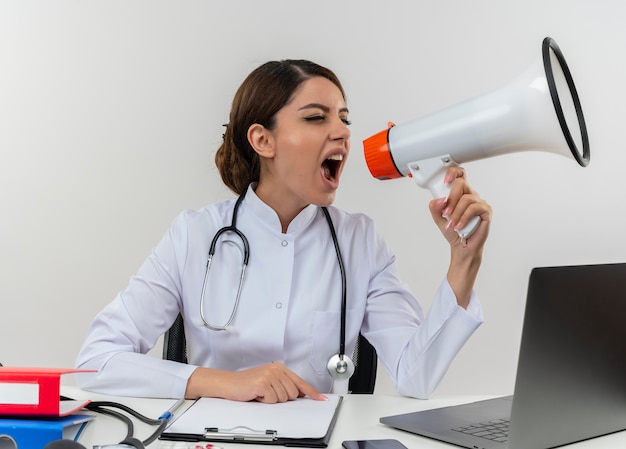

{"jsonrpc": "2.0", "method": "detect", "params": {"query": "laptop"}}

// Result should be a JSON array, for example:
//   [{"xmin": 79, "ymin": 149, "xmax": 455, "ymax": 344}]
[{"xmin": 381, "ymin": 262, "xmax": 626, "ymax": 449}]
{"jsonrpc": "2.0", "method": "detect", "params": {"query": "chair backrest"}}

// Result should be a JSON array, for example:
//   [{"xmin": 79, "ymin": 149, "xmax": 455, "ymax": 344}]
[
  {"xmin": 162, "ymin": 313, "xmax": 188, "ymax": 364},
  {"xmin": 163, "ymin": 314, "xmax": 377, "ymax": 393},
  {"xmin": 348, "ymin": 332, "xmax": 378, "ymax": 394}
]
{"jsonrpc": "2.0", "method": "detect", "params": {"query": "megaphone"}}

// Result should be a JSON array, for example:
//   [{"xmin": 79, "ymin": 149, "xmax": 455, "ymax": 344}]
[{"xmin": 363, "ymin": 36, "xmax": 590, "ymax": 238}]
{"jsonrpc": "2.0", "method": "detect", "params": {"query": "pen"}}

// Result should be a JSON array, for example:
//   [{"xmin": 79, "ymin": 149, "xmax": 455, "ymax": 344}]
[{"xmin": 159, "ymin": 398, "xmax": 186, "ymax": 421}]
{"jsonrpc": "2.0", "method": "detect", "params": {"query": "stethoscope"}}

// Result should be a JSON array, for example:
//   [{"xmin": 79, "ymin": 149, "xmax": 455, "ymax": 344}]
[{"xmin": 199, "ymin": 191, "xmax": 355, "ymax": 381}]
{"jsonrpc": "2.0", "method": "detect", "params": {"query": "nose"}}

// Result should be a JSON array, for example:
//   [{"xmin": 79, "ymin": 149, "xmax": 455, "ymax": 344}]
[{"xmin": 331, "ymin": 117, "xmax": 351, "ymax": 141}]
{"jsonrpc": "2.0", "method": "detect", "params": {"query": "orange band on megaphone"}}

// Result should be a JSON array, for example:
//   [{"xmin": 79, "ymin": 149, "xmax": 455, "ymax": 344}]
[{"xmin": 362, "ymin": 124, "xmax": 403, "ymax": 180}]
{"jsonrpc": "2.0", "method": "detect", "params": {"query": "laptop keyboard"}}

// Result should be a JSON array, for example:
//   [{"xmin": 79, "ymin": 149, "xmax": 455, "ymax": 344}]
[{"xmin": 452, "ymin": 418, "xmax": 510, "ymax": 443}]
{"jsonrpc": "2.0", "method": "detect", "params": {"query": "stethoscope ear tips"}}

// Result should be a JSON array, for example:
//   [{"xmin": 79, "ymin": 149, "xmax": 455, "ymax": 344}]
[{"xmin": 327, "ymin": 353, "xmax": 355, "ymax": 381}]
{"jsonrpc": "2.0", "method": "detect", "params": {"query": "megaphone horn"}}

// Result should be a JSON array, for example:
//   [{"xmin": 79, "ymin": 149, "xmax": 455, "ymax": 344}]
[{"xmin": 363, "ymin": 37, "xmax": 590, "ymax": 238}]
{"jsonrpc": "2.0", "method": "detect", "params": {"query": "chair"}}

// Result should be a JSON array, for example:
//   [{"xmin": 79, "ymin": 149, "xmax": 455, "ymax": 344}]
[
  {"xmin": 163, "ymin": 314, "xmax": 377, "ymax": 394},
  {"xmin": 348, "ymin": 330, "xmax": 378, "ymax": 394},
  {"xmin": 162, "ymin": 313, "xmax": 188, "ymax": 364}
]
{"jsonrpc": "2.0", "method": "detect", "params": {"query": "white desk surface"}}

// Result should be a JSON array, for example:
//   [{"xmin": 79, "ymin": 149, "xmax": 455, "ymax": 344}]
[{"xmin": 62, "ymin": 386, "xmax": 626, "ymax": 449}]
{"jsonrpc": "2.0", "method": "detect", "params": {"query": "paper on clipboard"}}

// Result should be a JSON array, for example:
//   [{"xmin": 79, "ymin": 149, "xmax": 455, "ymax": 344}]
[{"xmin": 161, "ymin": 394, "xmax": 342, "ymax": 445}]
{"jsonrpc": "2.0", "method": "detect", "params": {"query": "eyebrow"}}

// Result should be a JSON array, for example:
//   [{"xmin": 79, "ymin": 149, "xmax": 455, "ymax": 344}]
[{"xmin": 298, "ymin": 103, "xmax": 350, "ymax": 114}]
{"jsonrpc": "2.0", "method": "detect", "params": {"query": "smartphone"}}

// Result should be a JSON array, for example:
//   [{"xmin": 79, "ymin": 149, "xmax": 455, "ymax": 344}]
[{"xmin": 341, "ymin": 439, "xmax": 408, "ymax": 449}]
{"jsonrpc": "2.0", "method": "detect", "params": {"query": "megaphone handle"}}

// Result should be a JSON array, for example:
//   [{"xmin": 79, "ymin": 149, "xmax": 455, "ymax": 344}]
[{"xmin": 408, "ymin": 156, "xmax": 481, "ymax": 239}]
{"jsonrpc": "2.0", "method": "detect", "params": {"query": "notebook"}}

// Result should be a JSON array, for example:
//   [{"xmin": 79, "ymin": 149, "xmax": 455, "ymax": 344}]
[{"xmin": 381, "ymin": 262, "xmax": 626, "ymax": 449}]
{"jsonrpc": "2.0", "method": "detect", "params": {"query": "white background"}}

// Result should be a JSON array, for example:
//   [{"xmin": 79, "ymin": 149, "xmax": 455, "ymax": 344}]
[{"xmin": 1, "ymin": 1, "xmax": 624, "ymax": 397}]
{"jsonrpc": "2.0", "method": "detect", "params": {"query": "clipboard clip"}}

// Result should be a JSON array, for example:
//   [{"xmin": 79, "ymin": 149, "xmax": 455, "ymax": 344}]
[{"xmin": 204, "ymin": 425, "xmax": 278, "ymax": 441}]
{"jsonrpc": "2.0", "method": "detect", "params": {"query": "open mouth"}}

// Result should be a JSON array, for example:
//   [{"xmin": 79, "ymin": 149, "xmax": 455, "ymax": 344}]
[{"xmin": 322, "ymin": 154, "xmax": 344, "ymax": 182}]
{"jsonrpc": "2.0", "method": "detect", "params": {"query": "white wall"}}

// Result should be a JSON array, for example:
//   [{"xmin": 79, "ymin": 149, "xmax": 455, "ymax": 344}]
[{"xmin": 1, "ymin": 1, "xmax": 624, "ymax": 396}]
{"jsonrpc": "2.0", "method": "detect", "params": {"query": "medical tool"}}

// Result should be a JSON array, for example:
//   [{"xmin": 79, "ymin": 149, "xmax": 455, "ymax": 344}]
[{"xmin": 199, "ymin": 192, "xmax": 355, "ymax": 381}]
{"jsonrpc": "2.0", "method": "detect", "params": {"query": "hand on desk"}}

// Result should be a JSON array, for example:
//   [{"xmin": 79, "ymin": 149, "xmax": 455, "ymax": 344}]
[{"xmin": 185, "ymin": 362, "xmax": 327, "ymax": 404}]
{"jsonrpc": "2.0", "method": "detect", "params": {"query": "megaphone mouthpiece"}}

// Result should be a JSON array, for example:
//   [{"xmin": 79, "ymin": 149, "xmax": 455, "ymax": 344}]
[{"xmin": 363, "ymin": 124, "xmax": 399, "ymax": 180}]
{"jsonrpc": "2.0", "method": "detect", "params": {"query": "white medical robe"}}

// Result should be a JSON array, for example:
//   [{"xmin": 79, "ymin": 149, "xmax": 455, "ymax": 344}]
[{"xmin": 76, "ymin": 185, "xmax": 483, "ymax": 398}]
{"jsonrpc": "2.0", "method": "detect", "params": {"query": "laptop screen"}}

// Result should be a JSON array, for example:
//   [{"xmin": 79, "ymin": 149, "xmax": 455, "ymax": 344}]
[{"xmin": 508, "ymin": 262, "xmax": 626, "ymax": 448}]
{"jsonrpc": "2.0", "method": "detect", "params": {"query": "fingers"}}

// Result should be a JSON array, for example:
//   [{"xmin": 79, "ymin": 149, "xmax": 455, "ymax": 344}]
[
  {"xmin": 290, "ymin": 373, "xmax": 327, "ymax": 401},
  {"xmin": 251, "ymin": 363, "xmax": 326, "ymax": 404},
  {"xmin": 445, "ymin": 192, "xmax": 490, "ymax": 234},
  {"xmin": 443, "ymin": 165, "xmax": 466, "ymax": 184},
  {"xmin": 432, "ymin": 166, "xmax": 491, "ymax": 239},
  {"xmin": 187, "ymin": 364, "xmax": 326, "ymax": 404}
]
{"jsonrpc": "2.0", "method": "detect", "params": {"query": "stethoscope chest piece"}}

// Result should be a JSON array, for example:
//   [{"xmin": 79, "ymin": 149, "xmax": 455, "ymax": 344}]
[{"xmin": 327, "ymin": 353, "xmax": 355, "ymax": 381}]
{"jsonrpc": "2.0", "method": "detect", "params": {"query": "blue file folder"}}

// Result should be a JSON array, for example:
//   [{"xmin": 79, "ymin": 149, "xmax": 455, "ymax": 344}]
[{"xmin": 0, "ymin": 413, "xmax": 95, "ymax": 449}]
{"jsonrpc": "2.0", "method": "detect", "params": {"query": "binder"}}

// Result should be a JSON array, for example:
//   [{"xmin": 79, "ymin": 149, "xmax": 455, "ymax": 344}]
[
  {"xmin": 0, "ymin": 367, "xmax": 94, "ymax": 417},
  {"xmin": 160, "ymin": 395, "xmax": 343, "ymax": 447},
  {"xmin": 0, "ymin": 413, "xmax": 95, "ymax": 449}
]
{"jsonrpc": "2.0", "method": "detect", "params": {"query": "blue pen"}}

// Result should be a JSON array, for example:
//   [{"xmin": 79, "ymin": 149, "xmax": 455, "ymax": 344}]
[{"xmin": 159, "ymin": 399, "xmax": 186, "ymax": 421}]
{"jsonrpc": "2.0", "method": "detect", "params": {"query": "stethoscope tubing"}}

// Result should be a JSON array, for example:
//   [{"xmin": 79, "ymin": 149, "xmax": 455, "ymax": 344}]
[
  {"xmin": 198, "ymin": 192, "xmax": 353, "ymax": 380},
  {"xmin": 199, "ymin": 194, "xmax": 250, "ymax": 331},
  {"xmin": 321, "ymin": 207, "xmax": 347, "ymax": 360}
]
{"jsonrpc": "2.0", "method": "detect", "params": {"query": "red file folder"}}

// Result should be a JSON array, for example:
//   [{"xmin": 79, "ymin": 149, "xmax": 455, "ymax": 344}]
[{"xmin": 0, "ymin": 367, "xmax": 94, "ymax": 417}]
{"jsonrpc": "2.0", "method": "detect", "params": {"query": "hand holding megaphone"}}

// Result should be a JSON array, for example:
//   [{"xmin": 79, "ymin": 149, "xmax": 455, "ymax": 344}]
[{"xmin": 363, "ymin": 37, "xmax": 590, "ymax": 239}]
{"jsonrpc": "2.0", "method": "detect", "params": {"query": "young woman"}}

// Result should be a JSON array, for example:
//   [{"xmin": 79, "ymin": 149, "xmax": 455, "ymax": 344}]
[{"xmin": 76, "ymin": 60, "xmax": 492, "ymax": 403}]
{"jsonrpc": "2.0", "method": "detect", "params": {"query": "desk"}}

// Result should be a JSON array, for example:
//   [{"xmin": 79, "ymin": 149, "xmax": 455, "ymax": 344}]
[{"xmin": 61, "ymin": 386, "xmax": 626, "ymax": 449}]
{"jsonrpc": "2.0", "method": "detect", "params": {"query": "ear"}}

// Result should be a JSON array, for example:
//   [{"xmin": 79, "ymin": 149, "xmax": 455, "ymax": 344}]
[{"xmin": 247, "ymin": 123, "xmax": 275, "ymax": 158}]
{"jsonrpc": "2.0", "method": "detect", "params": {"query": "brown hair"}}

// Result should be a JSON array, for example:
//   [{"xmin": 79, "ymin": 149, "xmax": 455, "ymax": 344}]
[{"xmin": 215, "ymin": 60, "xmax": 346, "ymax": 195}]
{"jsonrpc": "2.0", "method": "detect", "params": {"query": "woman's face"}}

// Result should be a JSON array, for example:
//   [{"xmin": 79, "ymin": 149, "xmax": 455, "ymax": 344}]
[{"xmin": 255, "ymin": 76, "xmax": 351, "ymax": 212}]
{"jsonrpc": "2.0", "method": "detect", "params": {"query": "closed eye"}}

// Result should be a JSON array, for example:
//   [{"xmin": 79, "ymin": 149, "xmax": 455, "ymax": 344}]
[{"xmin": 304, "ymin": 115, "xmax": 351, "ymax": 126}]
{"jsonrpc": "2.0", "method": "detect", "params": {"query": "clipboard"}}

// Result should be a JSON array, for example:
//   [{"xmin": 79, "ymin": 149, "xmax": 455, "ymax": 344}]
[{"xmin": 160, "ymin": 395, "xmax": 343, "ymax": 447}]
